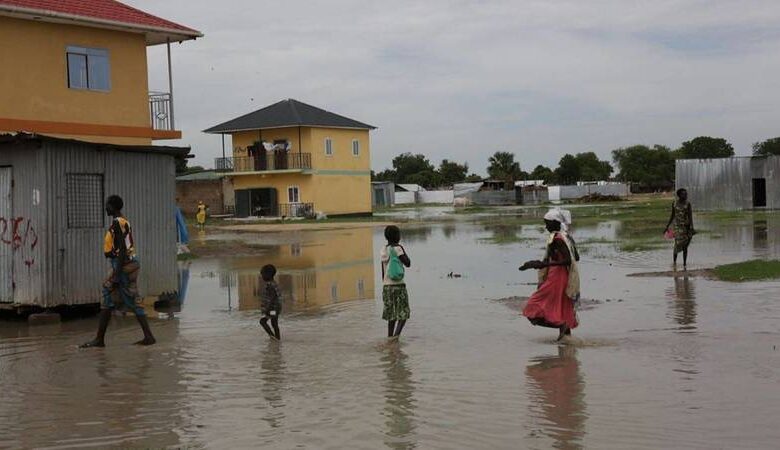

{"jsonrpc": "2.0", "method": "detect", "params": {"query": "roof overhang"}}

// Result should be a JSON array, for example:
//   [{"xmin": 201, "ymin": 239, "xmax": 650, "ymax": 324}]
[
  {"xmin": 0, "ymin": 5, "xmax": 202, "ymax": 45},
  {"xmin": 0, "ymin": 133, "xmax": 191, "ymax": 158},
  {"xmin": 203, "ymin": 125, "xmax": 377, "ymax": 134}
]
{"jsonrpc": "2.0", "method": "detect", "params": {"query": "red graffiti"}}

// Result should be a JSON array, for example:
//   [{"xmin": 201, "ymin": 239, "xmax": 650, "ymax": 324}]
[{"xmin": 0, "ymin": 216, "xmax": 38, "ymax": 268}]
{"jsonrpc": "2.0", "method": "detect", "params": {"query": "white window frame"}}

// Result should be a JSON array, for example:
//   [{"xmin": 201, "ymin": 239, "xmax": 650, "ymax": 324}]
[
  {"xmin": 352, "ymin": 139, "xmax": 360, "ymax": 157},
  {"xmin": 324, "ymin": 137, "xmax": 333, "ymax": 156},
  {"xmin": 287, "ymin": 185, "xmax": 300, "ymax": 203}
]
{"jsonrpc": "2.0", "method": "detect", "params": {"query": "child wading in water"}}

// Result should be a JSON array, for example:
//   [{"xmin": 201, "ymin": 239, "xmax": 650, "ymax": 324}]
[
  {"xmin": 520, "ymin": 209, "xmax": 580, "ymax": 342},
  {"xmin": 381, "ymin": 226, "xmax": 412, "ymax": 340},
  {"xmin": 81, "ymin": 195, "xmax": 156, "ymax": 347},
  {"xmin": 258, "ymin": 264, "xmax": 282, "ymax": 341}
]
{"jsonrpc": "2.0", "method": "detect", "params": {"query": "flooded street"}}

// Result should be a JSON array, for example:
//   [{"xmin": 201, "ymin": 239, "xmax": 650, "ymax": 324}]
[{"xmin": 2, "ymin": 212, "xmax": 780, "ymax": 449}]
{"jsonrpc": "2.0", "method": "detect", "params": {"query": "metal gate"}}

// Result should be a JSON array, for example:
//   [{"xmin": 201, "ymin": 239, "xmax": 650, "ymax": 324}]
[{"xmin": 0, "ymin": 167, "xmax": 13, "ymax": 302}]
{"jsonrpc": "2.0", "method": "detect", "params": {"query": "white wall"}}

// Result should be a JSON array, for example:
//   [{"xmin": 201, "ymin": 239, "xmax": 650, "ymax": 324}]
[
  {"xmin": 395, "ymin": 191, "xmax": 416, "ymax": 204},
  {"xmin": 418, "ymin": 190, "xmax": 454, "ymax": 204}
]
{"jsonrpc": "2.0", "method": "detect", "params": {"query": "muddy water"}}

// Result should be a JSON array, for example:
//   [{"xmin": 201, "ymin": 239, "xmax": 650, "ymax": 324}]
[{"xmin": 2, "ymin": 217, "xmax": 780, "ymax": 449}]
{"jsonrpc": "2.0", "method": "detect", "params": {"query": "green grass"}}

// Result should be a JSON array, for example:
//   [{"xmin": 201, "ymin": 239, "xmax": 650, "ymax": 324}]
[
  {"xmin": 619, "ymin": 240, "xmax": 668, "ymax": 252},
  {"xmin": 177, "ymin": 252, "xmax": 199, "ymax": 261},
  {"xmin": 713, "ymin": 260, "xmax": 780, "ymax": 282}
]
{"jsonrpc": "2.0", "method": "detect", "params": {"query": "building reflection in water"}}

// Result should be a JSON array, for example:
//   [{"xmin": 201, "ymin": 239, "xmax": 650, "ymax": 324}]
[
  {"xmin": 753, "ymin": 218, "xmax": 768, "ymax": 252},
  {"xmin": 382, "ymin": 345, "xmax": 416, "ymax": 449},
  {"xmin": 666, "ymin": 276, "xmax": 697, "ymax": 331},
  {"xmin": 526, "ymin": 346, "xmax": 587, "ymax": 449},
  {"xmin": 231, "ymin": 228, "xmax": 376, "ymax": 312}
]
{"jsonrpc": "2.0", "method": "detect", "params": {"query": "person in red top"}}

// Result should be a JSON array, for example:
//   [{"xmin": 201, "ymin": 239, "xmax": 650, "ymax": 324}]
[
  {"xmin": 81, "ymin": 195, "xmax": 156, "ymax": 348},
  {"xmin": 520, "ymin": 209, "xmax": 580, "ymax": 342}
]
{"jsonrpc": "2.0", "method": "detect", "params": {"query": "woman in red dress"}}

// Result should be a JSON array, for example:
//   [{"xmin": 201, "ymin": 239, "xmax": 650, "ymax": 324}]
[{"xmin": 520, "ymin": 210, "xmax": 580, "ymax": 341}]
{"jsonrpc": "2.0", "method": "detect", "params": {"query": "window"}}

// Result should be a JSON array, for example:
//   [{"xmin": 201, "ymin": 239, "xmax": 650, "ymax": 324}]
[
  {"xmin": 324, "ymin": 138, "xmax": 333, "ymax": 156},
  {"xmin": 331, "ymin": 282, "xmax": 339, "ymax": 301},
  {"xmin": 287, "ymin": 186, "xmax": 300, "ymax": 203},
  {"xmin": 66, "ymin": 174, "xmax": 104, "ymax": 228},
  {"xmin": 352, "ymin": 139, "xmax": 360, "ymax": 157},
  {"xmin": 357, "ymin": 278, "xmax": 365, "ymax": 298},
  {"xmin": 66, "ymin": 46, "xmax": 110, "ymax": 91}
]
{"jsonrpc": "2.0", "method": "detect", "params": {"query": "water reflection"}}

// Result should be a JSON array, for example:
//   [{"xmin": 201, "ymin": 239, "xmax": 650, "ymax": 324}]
[
  {"xmin": 260, "ymin": 341, "xmax": 286, "ymax": 430},
  {"xmin": 666, "ymin": 276, "xmax": 697, "ymax": 330},
  {"xmin": 231, "ymin": 228, "xmax": 375, "ymax": 312},
  {"xmin": 753, "ymin": 219, "xmax": 768, "ymax": 251},
  {"xmin": 526, "ymin": 346, "xmax": 587, "ymax": 449},
  {"xmin": 401, "ymin": 226, "xmax": 433, "ymax": 243},
  {"xmin": 382, "ymin": 345, "xmax": 416, "ymax": 449}
]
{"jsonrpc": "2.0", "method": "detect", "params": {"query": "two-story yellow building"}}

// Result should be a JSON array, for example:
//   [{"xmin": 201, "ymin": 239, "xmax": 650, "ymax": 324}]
[
  {"xmin": 0, "ymin": 0, "xmax": 202, "ymax": 145},
  {"xmin": 205, "ymin": 99, "xmax": 376, "ymax": 217}
]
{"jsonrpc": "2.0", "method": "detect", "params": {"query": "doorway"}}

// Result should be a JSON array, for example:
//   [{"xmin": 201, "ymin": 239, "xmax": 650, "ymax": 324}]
[
  {"xmin": 752, "ymin": 178, "xmax": 767, "ymax": 208},
  {"xmin": 234, "ymin": 188, "xmax": 278, "ymax": 218},
  {"xmin": 0, "ymin": 166, "xmax": 12, "ymax": 303}
]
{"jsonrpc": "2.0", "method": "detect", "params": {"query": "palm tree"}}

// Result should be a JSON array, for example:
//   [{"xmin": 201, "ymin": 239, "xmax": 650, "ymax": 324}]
[{"xmin": 487, "ymin": 151, "xmax": 522, "ymax": 190}]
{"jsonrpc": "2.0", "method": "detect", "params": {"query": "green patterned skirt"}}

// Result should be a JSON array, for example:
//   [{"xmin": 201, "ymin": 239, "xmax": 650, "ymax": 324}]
[{"xmin": 382, "ymin": 284, "xmax": 410, "ymax": 321}]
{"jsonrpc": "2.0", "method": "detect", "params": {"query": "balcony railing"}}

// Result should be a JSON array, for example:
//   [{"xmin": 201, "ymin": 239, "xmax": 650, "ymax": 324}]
[
  {"xmin": 149, "ymin": 91, "xmax": 173, "ymax": 130},
  {"xmin": 279, "ymin": 203, "xmax": 315, "ymax": 218},
  {"xmin": 215, "ymin": 153, "xmax": 312, "ymax": 173}
]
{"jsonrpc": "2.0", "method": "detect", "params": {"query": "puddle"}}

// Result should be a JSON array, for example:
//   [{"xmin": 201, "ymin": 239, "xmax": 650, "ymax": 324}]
[{"xmin": 2, "ymin": 213, "xmax": 780, "ymax": 448}]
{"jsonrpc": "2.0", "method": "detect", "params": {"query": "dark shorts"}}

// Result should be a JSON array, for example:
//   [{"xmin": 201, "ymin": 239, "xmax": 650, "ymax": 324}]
[
  {"xmin": 262, "ymin": 304, "xmax": 281, "ymax": 319},
  {"xmin": 102, "ymin": 259, "xmax": 144, "ymax": 316}
]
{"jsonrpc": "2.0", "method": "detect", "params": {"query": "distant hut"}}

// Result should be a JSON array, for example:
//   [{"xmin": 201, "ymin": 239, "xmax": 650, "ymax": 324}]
[{"xmin": 676, "ymin": 156, "xmax": 780, "ymax": 210}]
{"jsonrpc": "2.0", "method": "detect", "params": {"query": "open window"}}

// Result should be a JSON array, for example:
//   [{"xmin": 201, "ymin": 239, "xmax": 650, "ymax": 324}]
[{"xmin": 753, "ymin": 178, "xmax": 767, "ymax": 208}]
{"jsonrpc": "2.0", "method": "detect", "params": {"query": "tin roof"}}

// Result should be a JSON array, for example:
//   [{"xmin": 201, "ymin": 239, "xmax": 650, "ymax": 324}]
[
  {"xmin": 0, "ymin": 133, "xmax": 191, "ymax": 158},
  {"xmin": 0, "ymin": 0, "xmax": 202, "ymax": 44},
  {"xmin": 204, "ymin": 99, "xmax": 376, "ymax": 134}
]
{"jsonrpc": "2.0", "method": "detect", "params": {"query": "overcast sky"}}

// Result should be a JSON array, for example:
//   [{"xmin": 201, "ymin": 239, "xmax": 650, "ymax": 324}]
[{"xmin": 137, "ymin": 0, "xmax": 780, "ymax": 175}]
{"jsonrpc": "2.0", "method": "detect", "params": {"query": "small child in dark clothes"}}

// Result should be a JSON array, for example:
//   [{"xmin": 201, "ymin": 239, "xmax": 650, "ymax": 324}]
[{"xmin": 258, "ymin": 264, "xmax": 281, "ymax": 341}]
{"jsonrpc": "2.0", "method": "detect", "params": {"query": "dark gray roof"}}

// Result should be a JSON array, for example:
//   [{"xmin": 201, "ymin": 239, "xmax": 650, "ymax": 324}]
[
  {"xmin": 0, "ymin": 133, "xmax": 191, "ymax": 158},
  {"xmin": 204, "ymin": 99, "xmax": 376, "ymax": 133}
]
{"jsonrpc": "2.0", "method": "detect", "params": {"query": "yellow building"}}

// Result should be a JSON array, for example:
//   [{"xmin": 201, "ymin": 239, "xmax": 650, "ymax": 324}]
[
  {"xmin": 205, "ymin": 99, "xmax": 376, "ymax": 217},
  {"xmin": 0, "ymin": 0, "xmax": 202, "ymax": 145},
  {"xmin": 229, "ymin": 228, "xmax": 376, "ymax": 312}
]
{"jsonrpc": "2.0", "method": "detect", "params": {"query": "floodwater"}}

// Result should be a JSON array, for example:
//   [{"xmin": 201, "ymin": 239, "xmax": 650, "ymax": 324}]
[{"xmin": 2, "ymin": 212, "xmax": 780, "ymax": 449}]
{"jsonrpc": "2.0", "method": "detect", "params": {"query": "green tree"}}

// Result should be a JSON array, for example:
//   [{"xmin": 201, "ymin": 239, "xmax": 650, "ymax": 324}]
[
  {"xmin": 465, "ymin": 173, "xmax": 483, "ymax": 182},
  {"xmin": 487, "ymin": 151, "xmax": 522, "ymax": 189},
  {"xmin": 575, "ymin": 152, "xmax": 613, "ymax": 181},
  {"xmin": 373, "ymin": 169, "xmax": 397, "ymax": 182},
  {"xmin": 752, "ymin": 137, "xmax": 780, "ymax": 156},
  {"xmin": 529, "ymin": 165, "xmax": 554, "ymax": 183},
  {"xmin": 406, "ymin": 170, "xmax": 443, "ymax": 189},
  {"xmin": 438, "ymin": 159, "xmax": 469, "ymax": 185},
  {"xmin": 677, "ymin": 136, "xmax": 734, "ymax": 159},
  {"xmin": 392, "ymin": 153, "xmax": 435, "ymax": 181},
  {"xmin": 554, "ymin": 154, "xmax": 580, "ymax": 185},
  {"xmin": 612, "ymin": 145, "xmax": 675, "ymax": 189}
]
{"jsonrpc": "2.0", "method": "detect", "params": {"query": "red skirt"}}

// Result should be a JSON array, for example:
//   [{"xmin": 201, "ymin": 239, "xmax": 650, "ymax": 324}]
[{"xmin": 523, "ymin": 265, "xmax": 578, "ymax": 329}]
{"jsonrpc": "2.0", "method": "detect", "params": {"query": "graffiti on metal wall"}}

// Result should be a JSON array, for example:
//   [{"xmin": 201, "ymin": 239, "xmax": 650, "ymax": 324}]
[{"xmin": 0, "ymin": 216, "xmax": 39, "ymax": 268}]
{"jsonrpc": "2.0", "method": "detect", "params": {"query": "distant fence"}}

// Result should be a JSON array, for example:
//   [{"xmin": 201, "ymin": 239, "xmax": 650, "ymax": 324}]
[
  {"xmin": 418, "ymin": 190, "xmax": 454, "ymax": 204},
  {"xmin": 464, "ymin": 191, "xmax": 516, "ymax": 205},
  {"xmin": 395, "ymin": 192, "xmax": 416, "ymax": 204},
  {"xmin": 549, "ymin": 183, "xmax": 630, "ymax": 201}
]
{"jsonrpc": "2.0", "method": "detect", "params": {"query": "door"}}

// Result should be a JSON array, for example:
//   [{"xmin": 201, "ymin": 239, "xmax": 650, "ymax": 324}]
[
  {"xmin": 235, "ymin": 190, "xmax": 251, "ymax": 218},
  {"xmin": 752, "ymin": 178, "xmax": 767, "ymax": 208},
  {"xmin": 0, "ymin": 167, "xmax": 12, "ymax": 302}
]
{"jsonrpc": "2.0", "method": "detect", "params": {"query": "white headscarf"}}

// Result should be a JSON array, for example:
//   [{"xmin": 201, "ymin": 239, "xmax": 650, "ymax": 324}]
[{"xmin": 543, "ymin": 208, "xmax": 572, "ymax": 232}]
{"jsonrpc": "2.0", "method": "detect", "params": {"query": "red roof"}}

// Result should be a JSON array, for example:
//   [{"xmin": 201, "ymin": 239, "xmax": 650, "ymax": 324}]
[{"xmin": 0, "ymin": 0, "xmax": 200, "ymax": 40}]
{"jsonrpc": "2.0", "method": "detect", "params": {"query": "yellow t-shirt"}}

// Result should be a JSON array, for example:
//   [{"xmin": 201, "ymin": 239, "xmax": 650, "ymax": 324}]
[{"xmin": 103, "ymin": 216, "xmax": 136, "ymax": 259}]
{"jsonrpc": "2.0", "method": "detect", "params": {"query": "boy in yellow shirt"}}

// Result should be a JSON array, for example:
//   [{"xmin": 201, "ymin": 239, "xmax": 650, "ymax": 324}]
[{"xmin": 81, "ymin": 195, "xmax": 156, "ymax": 347}]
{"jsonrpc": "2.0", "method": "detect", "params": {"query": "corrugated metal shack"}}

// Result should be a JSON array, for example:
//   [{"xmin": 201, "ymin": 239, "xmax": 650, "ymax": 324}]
[
  {"xmin": 0, "ymin": 134, "xmax": 188, "ymax": 310},
  {"xmin": 676, "ymin": 156, "xmax": 780, "ymax": 210}
]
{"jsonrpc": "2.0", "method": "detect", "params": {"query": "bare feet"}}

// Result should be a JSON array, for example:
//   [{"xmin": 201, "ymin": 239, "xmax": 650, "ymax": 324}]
[
  {"xmin": 133, "ymin": 337, "xmax": 156, "ymax": 346},
  {"xmin": 79, "ymin": 339, "xmax": 105, "ymax": 348}
]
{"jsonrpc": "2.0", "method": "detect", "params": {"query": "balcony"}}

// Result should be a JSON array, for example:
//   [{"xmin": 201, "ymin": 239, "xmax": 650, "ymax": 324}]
[
  {"xmin": 215, "ymin": 152, "xmax": 312, "ymax": 173},
  {"xmin": 149, "ymin": 91, "xmax": 174, "ymax": 131}
]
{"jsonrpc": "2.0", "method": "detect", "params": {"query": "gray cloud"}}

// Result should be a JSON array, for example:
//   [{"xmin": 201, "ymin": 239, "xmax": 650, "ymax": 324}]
[{"xmin": 137, "ymin": 0, "xmax": 780, "ymax": 174}]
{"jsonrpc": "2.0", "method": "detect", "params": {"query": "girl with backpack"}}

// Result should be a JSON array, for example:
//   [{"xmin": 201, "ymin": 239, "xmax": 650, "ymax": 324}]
[{"xmin": 381, "ymin": 225, "xmax": 412, "ymax": 340}]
